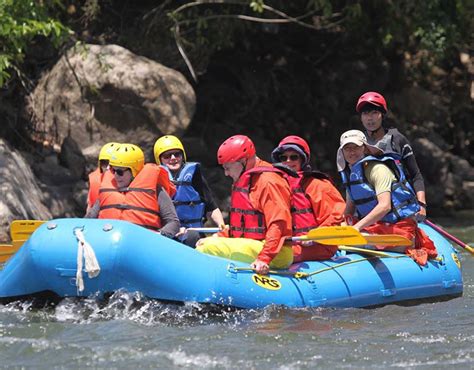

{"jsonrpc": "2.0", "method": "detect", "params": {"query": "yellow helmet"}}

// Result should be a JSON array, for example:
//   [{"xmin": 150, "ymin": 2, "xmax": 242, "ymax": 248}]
[
  {"xmin": 108, "ymin": 143, "xmax": 145, "ymax": 177},
  {"xmin": 153, "ymin": 135, "xmax": 187, "ymax": 164},
  {"xmin": 98, "ymin": 142, "xmax": 119, "ymax": 165}
]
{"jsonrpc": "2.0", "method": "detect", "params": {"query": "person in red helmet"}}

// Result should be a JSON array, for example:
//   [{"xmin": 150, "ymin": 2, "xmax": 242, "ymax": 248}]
[
  {"xmin": 356, "ymin": 91, "xmax": 427, "ymax": 221},
  {"xmin": 196, "ymin": 135, "xmax": 293, "ymax": 275},
  {"xmin": 271, "ymin": 136, "xmax": 346, "ymax": 262}
]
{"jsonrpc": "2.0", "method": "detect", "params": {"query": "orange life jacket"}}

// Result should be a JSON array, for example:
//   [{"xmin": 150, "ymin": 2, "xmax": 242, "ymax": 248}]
[
  {"xmin": 87, "ymin": 168, "xmax": 102, "ymax": 207},
  {"xmin": 229, "ymin": 166, "xmax": 285, "ymax": 239},
  {"xmin": 98, "ymin": 164, "xmax": 167, "ymax": 230},
  {"xmin": 288, "ymin": 171, "xmax": 332, "ymax": 235}
]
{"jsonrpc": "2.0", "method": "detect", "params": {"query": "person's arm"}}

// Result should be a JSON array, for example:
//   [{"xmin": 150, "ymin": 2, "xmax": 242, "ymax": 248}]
[
  {"xmin": 250, "ymin": 174, "xmax": 292, "ymax": 273},
  {"xmin": 344, "ymin": 191, "xmax": 356, "ymax": 216},
  {"xmin": 394, "ymin": 134, "xmax": 425, "ymax": 193},
  {"xmin": 84, "ymin": 200, "xmax": 100, "ymax": 218},
  {"xmin": 193, "ymin": 167, "xmax": 219, "ymax": 213},
  {"xmin": 393, "ymin": 134, "xmax": 427, "ymax": 218},
  {"xmin": 353, "ymin": 192, "xmax": 391, "ymax": 231},
  {"xmin": 208, "ymin": 208, "xmax": 225, "ymax": 228},
  {"xmin": 353, "ymin": 162, "xmax": 395, "ymax": 231},
  {"xmin": 156, "ymin": 187, "xmax": 180, "ymax": 238},
  {"xmin": 193, "ymin": 167, "xmax": 226, "ymax": 227}
]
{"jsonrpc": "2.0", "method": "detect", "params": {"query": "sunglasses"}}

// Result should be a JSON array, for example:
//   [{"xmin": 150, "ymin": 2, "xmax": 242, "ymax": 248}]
[
  {"xmin": 279, "ymin": 154, "xmax": 300, "ymax": 162},
  {"xmin": 110, "ymin": 167, "xmax": 130, "ymax": 176},
  {"xmin": 161, "ymin": 151, "xmax": 183, "ymax": 160}
]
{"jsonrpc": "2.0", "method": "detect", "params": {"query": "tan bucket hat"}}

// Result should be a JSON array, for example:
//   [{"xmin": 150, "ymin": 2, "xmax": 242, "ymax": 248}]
[{"xmin": 336, "ymin": 130, "xmax": 383, "ymax": 171}]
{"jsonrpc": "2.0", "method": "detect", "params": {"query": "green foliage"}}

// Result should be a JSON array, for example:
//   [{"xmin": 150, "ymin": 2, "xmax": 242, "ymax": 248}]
[
  {"xmin": 249, "ymin": 0, "xmax": 265, "ymax": 13},
  {"xmin": 0, "ymin": 0, "xmax": 70, "ymax": 86},
  {"xmin": 346, "ymin": 0, "xmax": 472, "ymax": 60}
]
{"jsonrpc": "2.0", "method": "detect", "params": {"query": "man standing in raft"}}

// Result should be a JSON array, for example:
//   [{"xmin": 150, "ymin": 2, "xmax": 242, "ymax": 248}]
[
  {"xmin": 356, "ymin": 91, "xmax": 427, "ymax": 221},
  {"xmin": 196, "ymin": 135, "xmax": 293, "ymax": 275},
  {"xmin": 271, "ymin": 135, "xmax": 345, "ymax": 262},
  {"xmin": 337, "ymin": 130, "xmax": 437, "ymax": 265}
]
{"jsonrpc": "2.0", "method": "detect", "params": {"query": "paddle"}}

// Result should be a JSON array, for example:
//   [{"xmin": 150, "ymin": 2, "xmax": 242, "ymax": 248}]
[
  {"xmin": 364, "ymin": 234, "xmax": 412, "ymax": 247},
  {"xmin": 188, "ymin": 226, "xmax": 412, "ymax": 247},
  {"xmin": 187, "ymin": 227, "xmax": 222, "ymax": 233},
  {"xmin": 291, "ymin": 226, "xmax": 367, "ymax": 245},
  {"xmin": 337, "ymin": 245, "xmax": 395, "ymax": 257},
  {"xmin": 2, "ymin": 220, "xmax": 46, "ymax": 264},
  {"xmin": 10, "ymin": 220, "xmax": 46, "ymax": 241},
  {"xmin": 188, "ymin": 226, "xmax": 367, "ymax": 245},
  {"xmin": 425, "ymin": 219, "xmax": 474, "ymax": 255},
  {"xmin": 0, "ymin": 240, "xmax": 27, "ymax": 263}
]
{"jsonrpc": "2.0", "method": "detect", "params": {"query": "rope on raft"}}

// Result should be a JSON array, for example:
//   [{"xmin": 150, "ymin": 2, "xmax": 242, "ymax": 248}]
[
  {"xmin": 74, "ymin": 228, "xmax": 101, "ymax": 293},
  {"xmin": 230, "ymin": 254, "xmax": 409, "ymax": 279}
]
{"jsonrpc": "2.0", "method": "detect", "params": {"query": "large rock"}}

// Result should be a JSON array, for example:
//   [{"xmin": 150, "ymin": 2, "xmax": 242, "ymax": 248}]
[
  {"xmin": 412, "ymin": 137, "xmax": 474, "ymax": 211},
  {"xmin": 28, "ymin": 43, "xmax": 196, "ymax": 156},
  {"xmin": 0, "ymin": 140, "xmax": 52, "ymax": 241}
]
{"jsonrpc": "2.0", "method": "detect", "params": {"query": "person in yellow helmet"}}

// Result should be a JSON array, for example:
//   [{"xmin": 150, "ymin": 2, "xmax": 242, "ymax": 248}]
[
  {"xmin": 86, "ymin": 143, "xmax": 180, "ymax": 237},
  {"xmin": 86, "ymin": 142, "xmax": 118, "ymax": 214},
  {"xmin": 154, "ymin": 135, "xmax": 225, "ymax": 247}
]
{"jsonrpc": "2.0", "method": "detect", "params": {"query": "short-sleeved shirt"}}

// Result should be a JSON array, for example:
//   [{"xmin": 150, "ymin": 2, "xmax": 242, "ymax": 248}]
[{"xmin": 364, "ymin": 162, "xmax": 397, "ymax": 195}]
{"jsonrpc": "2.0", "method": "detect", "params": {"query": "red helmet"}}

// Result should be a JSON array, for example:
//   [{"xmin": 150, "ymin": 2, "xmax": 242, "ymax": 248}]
[
  {"xmin": 271, "ymin": 135, "xmax": 310, "ymax": 166},
  {"xmin": 217, "ymin": 135, "xmax": 256, "ymax": 164},
  {"xmin": 356, "ymin": 91, "xmax": 388, "ymax": 113},
  {"xmin": 278, "ymin": 136, "xmax": 310, "ymax": 159}
]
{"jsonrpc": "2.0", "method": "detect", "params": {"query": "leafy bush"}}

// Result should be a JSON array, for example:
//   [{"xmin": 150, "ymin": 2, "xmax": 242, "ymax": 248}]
[{"xmin": 0, "ymin": 0, "xmax": 70, "ymax": 86}]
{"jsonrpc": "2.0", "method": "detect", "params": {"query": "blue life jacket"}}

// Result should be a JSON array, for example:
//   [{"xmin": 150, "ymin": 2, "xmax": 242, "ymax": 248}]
[
  {"xmin": 340, "ymin": 154, "xmax": 420, "ymax": 223},
  {"xmin": 163, "ymin": 162, "xmax": 206, "ymax": 228}
]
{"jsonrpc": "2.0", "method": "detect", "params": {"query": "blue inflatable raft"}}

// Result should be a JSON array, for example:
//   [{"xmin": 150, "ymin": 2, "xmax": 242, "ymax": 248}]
[{"xmin": 0, "ymin": 218, "xmax": 463, "ymax": 308}]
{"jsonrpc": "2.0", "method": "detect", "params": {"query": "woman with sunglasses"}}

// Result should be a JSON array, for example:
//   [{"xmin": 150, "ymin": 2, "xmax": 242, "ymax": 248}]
[
  {"xmin": 154, "ymin": 135, "xmax": 225, "ymax": 247},
  {"xmin": 85, "ymin": 143, "xmax": 180, "ymax": 239},
  {"xmin": 271, "ymin": 135, "xmax": 346, "ymax": 262}
]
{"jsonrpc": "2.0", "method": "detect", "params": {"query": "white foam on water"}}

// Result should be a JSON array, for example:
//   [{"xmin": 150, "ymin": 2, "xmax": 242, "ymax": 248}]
[{"xmin": 167, "ymin": 348, "xmax": 233, "ymax": 368}]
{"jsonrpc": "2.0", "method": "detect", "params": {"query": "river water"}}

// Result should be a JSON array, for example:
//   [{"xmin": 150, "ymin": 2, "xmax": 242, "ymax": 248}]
[{"xmin": 1, "ymin": 217, "xmax": 473, "ymax": 369}]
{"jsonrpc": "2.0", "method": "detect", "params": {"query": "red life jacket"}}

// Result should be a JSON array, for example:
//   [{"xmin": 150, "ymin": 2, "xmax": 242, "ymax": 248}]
[
  {"xmin": 98, "ymin": 164, "xmax": 166, "ymax": 230},
  {"xmin": 229, "ymin": 166, "xmax": 285, "ymax": 239},
  {"xmin": 288, "ymin": 171, "xmax": 332, "ymax": 236},
  {"xmin": 87, "ymin": 168, "xmax": 102, "ymax": 207}
]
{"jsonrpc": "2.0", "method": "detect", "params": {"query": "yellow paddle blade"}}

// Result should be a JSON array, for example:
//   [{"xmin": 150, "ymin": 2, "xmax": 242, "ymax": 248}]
[
  {"xmin": 0, "ymin": 240, "xmax": 26, "ymax": 263},
  {"xmin": 0, "ymin": 244, "xmax": 15, "ymax": 263},
  {"xmin": 10, "ymin": 220, "xmax": 46, "ymax": 241},
  {"xmin": 338, "ymin": 245, "xmax": 395, "ymax": 257},
  {"xmin": 303, "ymin": 226, "xmax": 367, "ymax": 246},
  {"xmin": 364, "ymin": 234, "xmax": 412, "ymax": 247}
]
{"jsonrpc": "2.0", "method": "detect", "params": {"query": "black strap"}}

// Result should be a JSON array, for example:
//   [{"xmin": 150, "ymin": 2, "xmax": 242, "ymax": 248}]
[
  {"xmin": 99, "ymin": 187, "xmax": 155, "ymax": 195},
  {"xmin": 173, "ymin": 200, "xmax": 202, "ymax": 206},
  {"xmin": 100, "ymin": 204, "xmax": 160, "ymax": 216},
  {"xmin": 230, "ymin": 207, "xmax": 261, "ymax": 215},
  {"xmin": 173, "ymin": 180, "xmax": 192, "ymax": 186},
  {"xmin": 233, "ymin": 186, "xmax": 250, "ymax": 194},
  {"xmin": 230, "ymin": 226, "xmax": 265, "ymax": 233},
  {"xmin": 180, "ymin": 218, "xmax": 203, "ymax": 224},
  {"xmin": 293, "ymin": 225, "xmax": 315, "ymax": 233},
  {"xmin": 291, "ymin": 207, "xmax": 313, "ymax": 214},
  {"xmin": 352, "ymin": 195, "xmax": 376, "ymax": 206}
]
